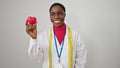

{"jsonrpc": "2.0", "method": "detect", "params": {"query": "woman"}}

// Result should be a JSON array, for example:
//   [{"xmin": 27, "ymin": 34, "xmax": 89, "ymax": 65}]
[{"xmin": 26, "ymin": 2, "xmax": 87, "ymax": 68}]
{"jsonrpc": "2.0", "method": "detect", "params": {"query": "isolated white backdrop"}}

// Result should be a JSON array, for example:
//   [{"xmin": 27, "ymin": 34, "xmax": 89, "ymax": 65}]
[{"xmin": 0, "ymin": 0, "xmax": 120, "ymax": 68}]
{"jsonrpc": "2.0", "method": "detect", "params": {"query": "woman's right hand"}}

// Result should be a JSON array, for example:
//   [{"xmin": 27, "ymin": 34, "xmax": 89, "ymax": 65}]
[{"xmin": 26, "ymin": 22, "xmax": 37, "ymax": 39}]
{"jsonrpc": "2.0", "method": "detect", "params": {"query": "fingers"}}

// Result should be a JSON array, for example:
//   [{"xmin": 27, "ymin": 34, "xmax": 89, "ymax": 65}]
[
  {"xmin": 26, "ymin": 21, "xmax": 37, "ymax": 33},
  {"xmin": 26, "ymin": 22, "xmax": 37, "ymax": 29},
  {"xmin": 25, "ymin": 19, "xmax": 37, "ymax": 39}
]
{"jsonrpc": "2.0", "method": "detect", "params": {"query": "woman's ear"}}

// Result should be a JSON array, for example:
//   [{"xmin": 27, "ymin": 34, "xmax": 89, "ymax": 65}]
[{"xmin": 64, "ymin": 13, "xmax": 66, "ymax": 17}]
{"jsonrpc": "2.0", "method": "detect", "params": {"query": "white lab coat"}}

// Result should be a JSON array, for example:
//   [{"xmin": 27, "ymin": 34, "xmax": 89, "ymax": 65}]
[{"xmin": 28, "ymin": 26, "xmax": 87, "ymax": 68}]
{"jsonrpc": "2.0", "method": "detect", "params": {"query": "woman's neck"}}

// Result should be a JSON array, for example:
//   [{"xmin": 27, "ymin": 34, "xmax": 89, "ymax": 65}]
[
  {"xmin": 53, "ymin": 23, "xmax": 66, "ymax": 45},
  {"xmin": 53, "ymin": 23, "xmax": 66, "ymax": 31}
]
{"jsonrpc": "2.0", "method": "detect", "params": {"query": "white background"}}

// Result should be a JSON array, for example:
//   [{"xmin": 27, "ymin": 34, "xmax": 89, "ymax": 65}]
[{"xmin": 0, "ymin": 0, "xmax": 120, "ymax": 68}]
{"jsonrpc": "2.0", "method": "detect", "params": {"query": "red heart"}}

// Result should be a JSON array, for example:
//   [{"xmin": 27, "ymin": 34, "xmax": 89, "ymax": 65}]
[{"xmin": 27, "ymin": 16, "xmax": 37, "ymax": 24}]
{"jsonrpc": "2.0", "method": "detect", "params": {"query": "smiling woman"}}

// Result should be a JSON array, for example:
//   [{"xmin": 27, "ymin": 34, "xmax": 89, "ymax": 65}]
[{"xmin": 26, "ymin": 2, "xmax": 87, "ymax": 68}]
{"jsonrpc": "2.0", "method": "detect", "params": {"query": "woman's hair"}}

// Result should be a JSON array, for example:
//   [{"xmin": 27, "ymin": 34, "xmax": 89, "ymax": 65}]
[{"xmin": 49, "ymin": 3, "xmax": 66, "ymax": 13}]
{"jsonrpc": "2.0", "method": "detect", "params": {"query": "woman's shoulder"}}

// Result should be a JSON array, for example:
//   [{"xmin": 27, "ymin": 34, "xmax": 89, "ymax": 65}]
[{"xmin": 37, "ymin": 29, "xmax": 50, "ymax": 39}]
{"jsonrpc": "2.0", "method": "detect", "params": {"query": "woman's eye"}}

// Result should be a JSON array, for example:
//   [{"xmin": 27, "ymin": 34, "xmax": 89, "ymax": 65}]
[{"xmin": 50, "ymin": 13, "xmax": 55, "ymax": 16}]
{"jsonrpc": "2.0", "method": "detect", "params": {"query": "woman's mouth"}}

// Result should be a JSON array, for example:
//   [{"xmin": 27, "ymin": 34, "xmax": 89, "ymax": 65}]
[{"xmin": 54, "ymin": 20, "xmax": 61, "ymax": 23}]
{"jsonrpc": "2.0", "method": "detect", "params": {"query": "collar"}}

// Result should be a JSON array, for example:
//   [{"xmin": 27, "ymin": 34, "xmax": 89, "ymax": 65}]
[{"xmin": 53, "ymin": 23, "xmax": 66, "ymax": 31}]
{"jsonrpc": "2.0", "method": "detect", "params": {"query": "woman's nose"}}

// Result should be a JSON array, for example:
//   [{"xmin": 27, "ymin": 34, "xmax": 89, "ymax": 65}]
[{"xmin": 54, "ymin": 14, "xmax": 59, "ymax": 18}]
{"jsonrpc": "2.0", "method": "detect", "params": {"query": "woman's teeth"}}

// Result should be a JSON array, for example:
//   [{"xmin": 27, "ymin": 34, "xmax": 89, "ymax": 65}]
[{"xmin": 54, "ymin": 21, "xmax": 60, "ymax": 23}]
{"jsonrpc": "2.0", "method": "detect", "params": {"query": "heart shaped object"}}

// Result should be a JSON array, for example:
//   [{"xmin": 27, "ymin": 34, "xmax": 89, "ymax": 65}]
[{"xmin": 27, "ymin": 16, "xmax": 37, "ymax": 24}]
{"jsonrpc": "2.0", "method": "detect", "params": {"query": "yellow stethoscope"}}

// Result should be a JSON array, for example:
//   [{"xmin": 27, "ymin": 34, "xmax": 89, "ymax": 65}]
[{"xmin": 49, "ymin": 26, "xmax": 73, "ymax": 68}]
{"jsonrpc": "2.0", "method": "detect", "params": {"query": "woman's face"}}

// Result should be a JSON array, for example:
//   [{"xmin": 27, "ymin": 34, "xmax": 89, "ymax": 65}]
[{"xmin": 50, "ymin": 5, "xmax": 66, "ymax": 27}]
